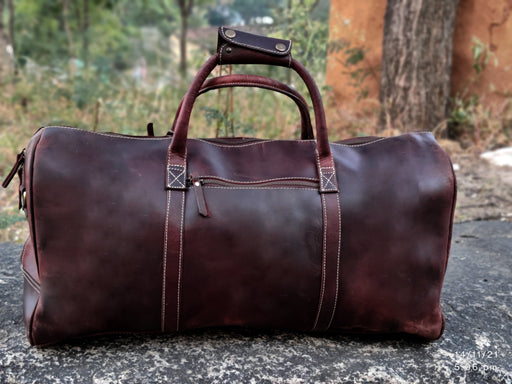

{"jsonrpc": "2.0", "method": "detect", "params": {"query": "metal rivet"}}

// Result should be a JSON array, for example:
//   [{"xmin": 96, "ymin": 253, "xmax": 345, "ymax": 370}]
[
  {"xmin": 226, "ymin": 47, "xmax": 232, "ymax": 53},
  {"xmin": 225, "ymin": 29, "xmax": 236, "ymax": 39},
  {"xmin": 194, "ymin": 181, "xmax": 200, "ymax": 187},
  {"xmin": 275, "ymin": 43, "xmax": 287, "ymax": 52}
]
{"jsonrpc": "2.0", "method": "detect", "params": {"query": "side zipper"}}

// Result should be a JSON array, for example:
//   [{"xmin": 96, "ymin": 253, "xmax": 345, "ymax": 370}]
[{"xmin": 187, "ymin": 175, "xmax": 319, "ymax": 218}]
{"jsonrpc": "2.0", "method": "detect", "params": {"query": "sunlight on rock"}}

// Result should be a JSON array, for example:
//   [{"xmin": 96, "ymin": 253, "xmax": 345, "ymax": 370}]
[{"xmin": 480, "ymin": 147, "xmax": 512, "ymax": 167}]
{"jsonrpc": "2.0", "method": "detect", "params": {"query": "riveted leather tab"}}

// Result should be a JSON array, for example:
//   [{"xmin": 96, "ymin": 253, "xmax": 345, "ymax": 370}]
[{"xmin": 218, "ymin": 27, "xmax": 292, "ymax": 56}]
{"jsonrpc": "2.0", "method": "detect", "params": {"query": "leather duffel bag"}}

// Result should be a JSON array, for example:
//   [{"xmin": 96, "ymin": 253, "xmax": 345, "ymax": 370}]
[{"xmin": 2, "ymin": 27, "xmax": 456, "ymax": 346}]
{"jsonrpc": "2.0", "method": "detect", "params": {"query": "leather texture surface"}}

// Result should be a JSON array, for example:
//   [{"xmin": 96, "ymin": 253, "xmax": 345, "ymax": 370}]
[
  {"xmin": 17, "ymin": 129, "xmax": 456, "ymax": 346},
  {"xmin": 9, "ymin": 27, "xmax": 456, "ymax": 346}
]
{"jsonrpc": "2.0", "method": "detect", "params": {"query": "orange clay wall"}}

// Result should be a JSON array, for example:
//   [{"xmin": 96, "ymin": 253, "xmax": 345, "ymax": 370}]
[{"xmin": 326, "ymin": 0, "xmax": 512, "ymax": 119}]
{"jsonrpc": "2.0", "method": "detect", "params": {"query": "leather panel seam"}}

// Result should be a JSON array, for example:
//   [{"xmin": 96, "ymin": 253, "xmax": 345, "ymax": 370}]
[
  {"xmin": 42, "ymin": 126, "xmax": 171, "ymax": 140},
  {"xmin": 161, "ymin": 190, "xmax": 171, "ymax": 332},
  {"xmin": 312, "ymin": 192, "xmax": 328, "ymax": 330},
  {"xmin": 176, "ymin": 190, "xmax": 186, "ymax": 331},
  {"xmin": 326, "ymin": 192, "xmax": 342, "ymax": 329},
  {"xmin": 331, "ymin": 132, "xmax": 433, "ymax": 148}
]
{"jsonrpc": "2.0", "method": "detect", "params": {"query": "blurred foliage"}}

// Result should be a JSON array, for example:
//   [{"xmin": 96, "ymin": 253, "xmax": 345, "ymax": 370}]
[
  {"xmin": 0, "ymin": 0, "xmax": 331, "ymax": 242},
  {"xmin": 272, "ymin": 0, "xmax": 329, "ymax": 72},
  {"xmin": 328, "ymin": 39, "xmax": 371, "ymax": 101},
  {"xmin": 447, "ymin": 36, "xmax": 510, "ymax": 148},
  {"xmin": 470, "ymin": 37, "xmax": 498, "ymax": 76},
  {"xmin": 15, "ymin": 0, "xmax": 175, "ymax": 71}
]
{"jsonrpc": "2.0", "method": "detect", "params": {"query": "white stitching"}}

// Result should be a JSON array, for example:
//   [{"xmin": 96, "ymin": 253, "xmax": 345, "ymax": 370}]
[
  {"xmin": 313, "ymin": 192, "xmax": 328, "ymax": 330},
  {"xmin": 161, "ymin": 144, "xmax": 174, "ymax": 332},
  {"xmin": 161, "ymin": 189, "xmax": 171, "ymax": 332},
  {"xmin": 220, "ymin": 27, "xmax": 291, "ymax": 55},
  {"xmin": 331, "ymin": 132, "xmax": 433, "ymax": 148},
  {"xmin": 44, "ymin": 126, "xmax": 171, "ymax": 141},
  {"xmin": 195, "ymin": 139, "xmax": 317, "ymax": 148},
  {"xmin": 228, "ymin": 39, "xmax": 291, "ymax": 55},
  {"xmin": 39, "ymin": 126, "xmax": 433, "ymax": 147},
  {"xmin": 176, "ymin": 190, "xmax": 186, "ymax": 331},
  {"xmin": 196, "ymin": 139, "xmax": 274, "ymax": 148},
  {"xmin": 219, "ymin": 43, "xmax": 227, "ymax": 64},
  {"xmin": 326, "ymin": 192, "xmax": 342, "ymax": 329},
  {"xmin": 315, "ymin": 149, "xmax": 322, "ymax": 182},
  {"xmin": 168, "ymin": 165, "xmax": 186, "ymax": 188},
  {"xmin": 317, "ymin": 157, "xmax": 337, "ymax": 192},
  {"xmin": 321, "ymin": 172, "xmax": 335, "ymax": 190}
]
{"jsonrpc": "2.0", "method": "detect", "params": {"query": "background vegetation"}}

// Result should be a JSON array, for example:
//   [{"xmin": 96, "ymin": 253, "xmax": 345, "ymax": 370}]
[
  {"xmin": 1, "ymin": 0, "xmax": 510, "ymax": 242},
  {"xmin": 0, "ymin": 0, "xmax": 330, "ymax": 242}
]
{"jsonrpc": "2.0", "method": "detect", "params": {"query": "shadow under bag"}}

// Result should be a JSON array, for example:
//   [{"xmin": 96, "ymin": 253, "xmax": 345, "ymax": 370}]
[{"xmin": 3, "ymin": 27, "xmax": 456, "ymax": 346}]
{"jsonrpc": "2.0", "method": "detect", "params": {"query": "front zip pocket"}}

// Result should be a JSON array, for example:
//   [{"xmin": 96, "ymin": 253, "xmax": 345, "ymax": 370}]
[{"xmin": 187, "ymin": 175, "xmax": 320, "ymax": 217}]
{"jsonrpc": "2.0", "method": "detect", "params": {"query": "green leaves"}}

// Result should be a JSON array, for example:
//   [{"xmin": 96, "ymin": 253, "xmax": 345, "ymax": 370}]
[{"xmin": 471, "ymin": 37, "xmax": 498, "ymax": 76}]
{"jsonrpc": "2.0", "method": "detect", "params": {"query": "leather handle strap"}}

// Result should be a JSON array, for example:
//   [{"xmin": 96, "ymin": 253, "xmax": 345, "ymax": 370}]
[
  {"xmin": 171, "ymin": 74, "xmax": 314, "ymax": 140},
  {"xmin": 168, "ymin": 29, "xmax": 338, "ymax": 194},
  {"xmin": 169, "ymin": 54, "xmax": 332, "ymax": 159},
  {"xmin": 217, "ymin": 27, "xmax": 292, "ymax": 67}
]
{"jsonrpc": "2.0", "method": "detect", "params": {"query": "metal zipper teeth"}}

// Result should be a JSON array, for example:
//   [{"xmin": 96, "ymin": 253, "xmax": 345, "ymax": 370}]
[{"xmin": 198, "ymin": 177, "xmax": 319, "ymax": 188}]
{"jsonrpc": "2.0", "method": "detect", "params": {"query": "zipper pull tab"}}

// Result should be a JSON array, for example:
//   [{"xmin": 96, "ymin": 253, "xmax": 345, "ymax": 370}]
[
  {"xmin": 190, "ymin": 173, "xmax": 210, "ymax": 217},
  {"xmin": 2, "ymin": 149, "xmax": 25, "ymax": 189}
]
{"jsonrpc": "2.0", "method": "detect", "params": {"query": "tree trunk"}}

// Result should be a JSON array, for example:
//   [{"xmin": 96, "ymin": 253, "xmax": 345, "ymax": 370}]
[
  {"xmin": 0, "ymin": 0, "xmax": 8, "ymax": 82},
  {"xmin": 62, "ymin": 0, "xmax": 75, "ymax": 76},
  {"xmin": 177, "ymin": 0, "xmax": 193, "ymax": 77},
  {"xmin": 62, "ymin": 0, "xmax": 74, "ymax": 56},
  {"xmin": 179, "ymin": 8, "xmax": 188, "ymax": 76},
  {"xmin": 7, "ymin": 0, "xmax": 13, "ymax": 48},
  {"xmin": 286, "ymin": 0, "xmax": 292, "ymax": 84},
  {"xmin": 82, "ymin": 0, "xmax": 89, "ymax": 67},
  {"xmin": 378, "ymin": 0, "xmax": 459, "ymax": 132}
]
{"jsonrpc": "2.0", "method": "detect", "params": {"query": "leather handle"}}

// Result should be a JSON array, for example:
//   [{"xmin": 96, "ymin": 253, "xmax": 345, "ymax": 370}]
[
  {"xmin": 171, "ymin": 74, "xmax": 314, "ymax": 140},
  {"xmin": 217, "ymin": 27, "xmax": 292, "ymax": 67},
  {"xmin": 169, "ymin": 54, "xmax": 332, "ymax": 159},
  {"xmin": 168, "ymin": 28, "xmax": 338, "ymax": 194}
]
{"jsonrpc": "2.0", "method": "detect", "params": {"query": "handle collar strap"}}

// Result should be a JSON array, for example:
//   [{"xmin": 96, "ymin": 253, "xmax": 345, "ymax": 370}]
[{"xmin": 218, "ymin": 27, "xmax": 292, "ymax": 56}]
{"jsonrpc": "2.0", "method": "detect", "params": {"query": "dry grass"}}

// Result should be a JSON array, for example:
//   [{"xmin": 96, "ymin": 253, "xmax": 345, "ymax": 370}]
[
  {"xmin": 1, "ymin": 67, "xmax": 511, "ymax": 243},
  {"xmin": 449, "ymin": 98, "xmax": 512, "ymax": 151},
  {"xmin": 0, "ymin": 68, "xmax": 322, "ymax": 243}
]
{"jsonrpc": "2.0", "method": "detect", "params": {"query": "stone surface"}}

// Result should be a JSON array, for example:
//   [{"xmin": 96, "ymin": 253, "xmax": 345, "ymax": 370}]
[
  {"xmin": 0, "ymin": 221, "xmax": 511, "ymax": 383},
  {"xmin": 481, "ymin": 147, "xmax": 512, "ymax": 168}
]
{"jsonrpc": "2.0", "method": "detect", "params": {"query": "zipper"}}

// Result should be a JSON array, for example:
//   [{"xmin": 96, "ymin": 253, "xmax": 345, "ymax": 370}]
[
  {"xmin": 187, "ymin": 175, "xmax": 319, "ymax": 217},
  {"xmin": 190, "ymin": 173, "xmax": 210, "ymax": 217},
  {"xmin": 2, "ymin": 149, "xmax": 25, "ymax": 189}
]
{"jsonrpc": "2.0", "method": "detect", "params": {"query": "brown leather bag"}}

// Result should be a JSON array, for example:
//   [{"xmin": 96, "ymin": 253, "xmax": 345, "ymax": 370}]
[{"xmin": 3, "ymin": 27, "xmax": 456, "ymax": 346}]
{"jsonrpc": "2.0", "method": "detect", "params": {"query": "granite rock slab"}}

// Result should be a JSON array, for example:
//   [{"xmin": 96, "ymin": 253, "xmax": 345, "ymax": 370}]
[{"xmin": 0, "ymin": 221, "xmax": 511, "ymax": 383}]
